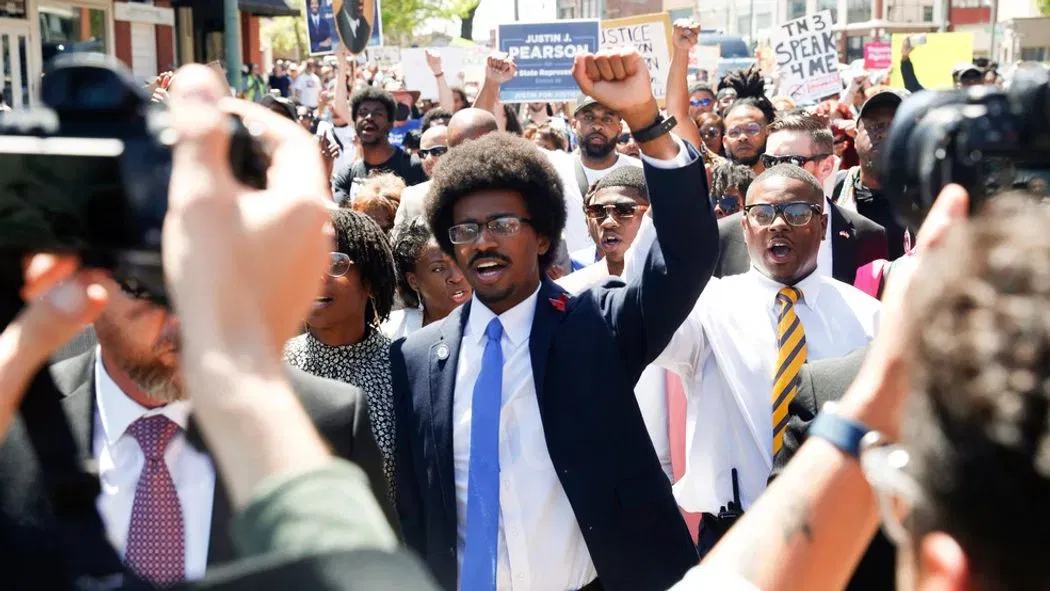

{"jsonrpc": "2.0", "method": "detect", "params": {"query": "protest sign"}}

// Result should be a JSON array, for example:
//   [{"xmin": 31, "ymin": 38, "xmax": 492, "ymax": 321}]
[
  {"xmin": 889, "ymin": 32, "xmax": 973, "ymax": 90},
  {"xmin": 771, "ymin": 10, "xmax": 839, "ymax": 104},
  {"xmin": 403, "ymin": 47, "xmax": 466, "ymax": 100},
  {"xmin": 305, "ymin": 0, "xmax": 383, "ymax": 55},
  {"xmin": 864, "ymin": 41, "xmax": 891, "ymax": 70},
  {"xmin": 600, "ymin": 13, "xmax": 672, "ymax": 99},
  {"xmin": 367, "ymin": 46, "xmax": 401, "ymax": 68},
  {"xmin": 498, "ymin": 20, "xmax": 600, "ymax": 102}
]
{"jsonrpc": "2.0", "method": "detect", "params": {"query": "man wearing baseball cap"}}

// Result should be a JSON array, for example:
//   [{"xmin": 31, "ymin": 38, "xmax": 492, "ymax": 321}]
[
  {"xmin": 572, "ymin": 93, "xmax": 642, "ymax": 190},
  {"xmin": 832, "ymin": 89, "xmax": 910, "ymax": 258},
  {"xmin": 952, "ymin": 62, "xmax": 985, "ymax": 88}
]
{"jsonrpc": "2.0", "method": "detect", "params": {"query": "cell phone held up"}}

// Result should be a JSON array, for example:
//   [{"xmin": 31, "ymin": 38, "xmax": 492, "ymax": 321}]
[{"xmin": 0, "ymin": 53, "xmax": 268, "ymax": 307}]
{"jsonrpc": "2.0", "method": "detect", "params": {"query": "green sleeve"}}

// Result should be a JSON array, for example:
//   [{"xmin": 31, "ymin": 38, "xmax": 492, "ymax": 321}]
[{"xmin": 232, "ymin": 459, "xmax": 398, "ymax": 561}]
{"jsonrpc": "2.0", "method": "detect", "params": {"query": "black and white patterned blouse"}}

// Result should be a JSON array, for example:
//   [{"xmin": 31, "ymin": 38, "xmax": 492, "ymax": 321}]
[{"xmin": 284, "ymin": 329, "xmax": 396, "ymax": 499}]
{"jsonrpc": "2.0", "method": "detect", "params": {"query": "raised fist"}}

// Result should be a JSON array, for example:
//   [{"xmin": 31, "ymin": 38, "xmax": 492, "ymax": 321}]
[
  {"xmin": 672, "ymin": 19, "xmax": 700, "ymax": 51},
  {"xmin": 572, "ymin": 49, "xmax": 655, "ymax": 126},
  {"xmin": 485, "ymin": 52, "xmax": 517, "ymax": 85}
]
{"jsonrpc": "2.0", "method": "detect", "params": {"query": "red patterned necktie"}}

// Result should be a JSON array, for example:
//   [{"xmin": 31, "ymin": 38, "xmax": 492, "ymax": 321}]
[{"xmin": 125, "ymin": 415, "xmax": 186, "ymax": 586}]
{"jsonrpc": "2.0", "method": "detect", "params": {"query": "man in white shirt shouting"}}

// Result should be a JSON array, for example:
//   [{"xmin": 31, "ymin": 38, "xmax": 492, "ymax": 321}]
[{"xmin": 626, "ymin": 163, "xmax": 881, "ymax": 557}]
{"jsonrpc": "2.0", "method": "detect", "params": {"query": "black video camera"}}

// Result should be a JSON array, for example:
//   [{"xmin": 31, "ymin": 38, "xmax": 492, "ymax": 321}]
[
  {"xmin": 881, "ymin": 66, "xmax": 1050, "ymax": 231},
  {"xmin": 0, "ymin": 53, "xmax": 267, "ymax": 307}
]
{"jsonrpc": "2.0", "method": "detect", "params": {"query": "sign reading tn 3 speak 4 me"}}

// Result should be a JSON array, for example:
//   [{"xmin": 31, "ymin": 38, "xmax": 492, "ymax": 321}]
[
  {"xmin": 499, "ymin": 20, "xmax": 600, "ymax": 103},
  {"xmin": 772, "ymin": 10, "xmax": 839, "ymax": 105}
]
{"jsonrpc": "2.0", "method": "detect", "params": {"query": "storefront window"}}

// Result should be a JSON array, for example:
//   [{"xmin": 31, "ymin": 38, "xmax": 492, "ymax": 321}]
[{"xmin": 38, "ymin": 5, "xmax": 109, "ymax": 65}]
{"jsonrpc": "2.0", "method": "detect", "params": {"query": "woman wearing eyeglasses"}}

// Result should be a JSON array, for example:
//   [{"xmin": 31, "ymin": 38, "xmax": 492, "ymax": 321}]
[
  {"xmin": 694, "ymin": 112, "xmax": 725, "ymax": 157},
  {"xmin": 284, "ymin": 208, "xmax": 399, "ymax": 499},
  {"xmin": 383, "ymin": 217, "xmax": 472, "ymax": 341}
]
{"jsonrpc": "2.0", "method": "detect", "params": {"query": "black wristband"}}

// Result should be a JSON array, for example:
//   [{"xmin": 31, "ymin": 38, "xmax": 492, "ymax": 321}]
[{"xmin": 631, "ymin": 115, "xmax": 677, "ymax": 143}]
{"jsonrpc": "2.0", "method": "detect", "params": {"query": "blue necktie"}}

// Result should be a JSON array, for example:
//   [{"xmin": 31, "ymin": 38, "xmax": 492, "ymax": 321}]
[{"xmin": 461, "ymin": 318, "xmax": 504, "ymax": 591}]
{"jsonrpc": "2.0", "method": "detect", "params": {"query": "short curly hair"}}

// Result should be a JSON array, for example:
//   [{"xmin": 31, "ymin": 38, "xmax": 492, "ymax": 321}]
[
  {"xmin": 906, "ymin": 192, "xmax": 1050, "ymax": 590},
  {"xmin": 390, "ymin": 216, "xmax": 433, "ymax": 309},
  {"xmin": 422, "ymin": 107, "xmax": 452, "ymax": 132},
  {"xmin": 350, "ymin": 86, "xmax": 396, "ymax": 122},
  {"xmin": 425, "ymin": 132, "xmax": 566, "ymax": 271},
  {"xmin": 330, "ymin": 209, "xmax": 396, "ymax": 326}
]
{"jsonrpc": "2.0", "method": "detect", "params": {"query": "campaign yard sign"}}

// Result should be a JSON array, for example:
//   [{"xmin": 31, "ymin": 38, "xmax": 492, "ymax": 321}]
[
  {"xmin": 772, "ymin": 10, "xmax": 839, "ymax": 104},
  {"xmin": 600, "ymin": 13, "xmax": 672, "ymax": 100},
  {"xmin": 498, "ymin": 20, "xmax": 600, "ymax": 102}
]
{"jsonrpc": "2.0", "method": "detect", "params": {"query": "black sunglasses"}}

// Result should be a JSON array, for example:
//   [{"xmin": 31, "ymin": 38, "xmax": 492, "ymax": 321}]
[
  {"xmin": 744, "ymin": 202, "xmax": 823, "ymax": 227},
  {"xmin": 712, "ymin": 195, "xmax": 740, "ymax": 214},
  {"xmin": 617, "ymin": 133, "xmax": 631, "ymax": 144},
  {"xmin": 759, "ymin": 153, "xmax": 831, "ymax": 169},
  {"xmin": 584, "ymin": 202, "xmax": 647, "ymax": 220},
  {"xmin": 419, "ymin": 145, "xmax": 449, "ymax": 158}
]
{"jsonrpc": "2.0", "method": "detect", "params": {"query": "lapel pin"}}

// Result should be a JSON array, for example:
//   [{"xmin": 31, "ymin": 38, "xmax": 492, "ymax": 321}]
[
  {"xmin": 549, "ymin": 293, "xmax": 569, "ymax": 312},
  {"xmin": 436, "ymin": 343, "xmax": 450, "ymax": 360}
]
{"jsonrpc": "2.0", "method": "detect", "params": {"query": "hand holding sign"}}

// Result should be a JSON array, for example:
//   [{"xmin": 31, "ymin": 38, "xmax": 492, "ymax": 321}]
[
  {"xmin": 672, "ymin": 19, "xmax": 699, "ymax": 51},
  {"xmin": 485, "ymin": 52, "xmax": 518, "ymax": 86},
  {"xmin": 573, "ymin": 49, "xmax": 657, "ymax": 131}
]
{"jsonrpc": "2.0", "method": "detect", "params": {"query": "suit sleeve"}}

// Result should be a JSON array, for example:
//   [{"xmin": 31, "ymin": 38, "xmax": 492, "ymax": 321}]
[
  {"xmin": 389, "ymin": 339, "xmax": 426, "ymax": 553},
  {"xmin": 594, "ymin": 140, "xmax": 718, "ymax": 381}
]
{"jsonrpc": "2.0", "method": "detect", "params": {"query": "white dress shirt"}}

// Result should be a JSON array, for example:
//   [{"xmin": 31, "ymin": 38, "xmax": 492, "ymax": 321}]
[
  {"xmin": 580, "ymin": 152, "xmax": 642, "ymax": 186},
  {"xmin": 557, "ymin": 259, "xmax": 673, "ymax": 482},
  {"xmin": 380, "ymin": 307, "xmax": 424, "ymax": 341},
  {"xmin": 624, "ymin": 223, "xmax": 881, "ymax": 514},
  {"xmin": 93, "ymin": 349, "xmax": 215, "ymax": 581},
  {"xmin": 453, "ymin": 289, "xmax": 598, "ymax": 591}
]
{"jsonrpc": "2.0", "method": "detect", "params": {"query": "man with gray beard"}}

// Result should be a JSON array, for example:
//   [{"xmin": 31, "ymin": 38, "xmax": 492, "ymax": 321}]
[{"xmin": 0, "ymin": 275, "xmax": 392, "ymax": 588}]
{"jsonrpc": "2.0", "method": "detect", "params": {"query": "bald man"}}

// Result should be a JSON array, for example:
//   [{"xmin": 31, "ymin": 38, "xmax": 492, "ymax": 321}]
[{"xmin": 394, "ymin": 110, "xmax": 500, "ymax": 225}]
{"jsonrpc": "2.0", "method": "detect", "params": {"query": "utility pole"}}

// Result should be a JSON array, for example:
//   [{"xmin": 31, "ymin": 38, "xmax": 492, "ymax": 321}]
[
  {"xmin": 989, "ymin": 0, "xmax": 1000, "ymax": 61},
  {"xmin": 224, "ymin": 0, "xmax": 242, "ymax": 93},
  {"xmin": 749, "ymin": 0, "xmax": 756, "ymax": 49},
  {"xmin": 514, "ymin": 0, "xmax": 519, "ymax": 20}
]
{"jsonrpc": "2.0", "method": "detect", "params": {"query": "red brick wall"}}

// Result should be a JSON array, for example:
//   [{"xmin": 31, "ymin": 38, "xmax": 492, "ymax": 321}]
[
  {"xmin": 241, "ymin": 13, "xmax": 263, "ymax": 70},
  {"xmin": 156, "ymin": 0, "xmax": 174, "ymax": 70},
  {"xmin": 114, "ymin": 18, "xmax": 133, "ymax": 68},
  {"xmin": 951, "ymin": 6, "xmax": 992, "ymax": 26}
]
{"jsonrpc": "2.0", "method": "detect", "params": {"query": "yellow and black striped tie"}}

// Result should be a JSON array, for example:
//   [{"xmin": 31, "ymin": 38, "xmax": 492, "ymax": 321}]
[{"xmin": 772, "ymin": 287, "xmax": 806, "ymax": 455}]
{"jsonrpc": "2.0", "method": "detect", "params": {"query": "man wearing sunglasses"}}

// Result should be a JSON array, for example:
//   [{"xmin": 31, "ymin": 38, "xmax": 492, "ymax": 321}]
[
  {"xmin": 687, "ymin": 83, "xmax": 716, "ymax": 121},
  {"xmin": 623, "ymin": 164, "xmax": 881, "ymax": 557},
  {"xmin": 715, "ymin": 112, "xmax": 889, "ymax": 284}
]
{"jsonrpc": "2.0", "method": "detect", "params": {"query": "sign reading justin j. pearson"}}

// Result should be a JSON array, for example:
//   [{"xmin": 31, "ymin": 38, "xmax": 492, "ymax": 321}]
[
  {"xmin": 600, "ymin": 13, "xmax": 672, "ymax": 100},
  {"xmin": 772, "ymin": 10, "xmax": 840, "ymax": 104},
  {"xmin": 499, "ymin": 20, "xmax": 600, "ymax": 103}
]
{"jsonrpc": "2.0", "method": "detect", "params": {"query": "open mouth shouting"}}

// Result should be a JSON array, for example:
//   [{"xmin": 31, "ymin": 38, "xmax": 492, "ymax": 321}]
[
  {"xmin": 449, "ymin": 288, "xmax": 470, "ymax": 304},
  {"xmin": 471, "ymin": 257, "xmax": 510, "ymax": 286},
  {"xmin": 600, "ymin": 232, "xmax": 623, "ymax": 251},
  {"xmin": 767, "ymin": 237, "xmax": 795, "ymax": 265},
  {"xmin": 358, "ymin": 121, "xmax": 380, "ymax": 140}
]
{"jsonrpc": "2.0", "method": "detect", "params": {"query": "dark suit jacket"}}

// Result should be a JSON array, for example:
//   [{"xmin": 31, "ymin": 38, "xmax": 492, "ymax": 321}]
[
  {"xmin": 335, "ymin": 11, "xmax": 370, "ymax": 54},
  {"xmin": 714, "ymin": 200, "xmax": 889, "ymax": 284},
  {"xmin": 392, "ymin": 150, "xmax": 716, "ymax": 591},
  {"xmin": 769, "ymin": 345, "xmax": 896, "ymax": 591},
  {"xmin": 307, "ymin": 14, "xmax": 333, "ymax": 52},
  {"xmin": 0, "ymin": 349, "xmax": 393, "ymax": 590}
]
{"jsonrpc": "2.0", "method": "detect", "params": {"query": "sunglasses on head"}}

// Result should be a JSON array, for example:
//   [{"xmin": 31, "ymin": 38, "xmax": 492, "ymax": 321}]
[
  {"xmin": 584, "ymin": 202, "xmax": 647, "ymax": 221},
  {"xmin": 744, "ymin": 202, "xmax": 823, "ymax": 227},
  {"xmin": 759, "ymin": 153, "xmax": 831, "ymax": 169},
  {"xmin": 418, "ymin": 145, "xmax": 449, "ymax": 158},
  {"xmin": 690, "ymin": 97, "xmax": 714, "ymax": 108},
  {"xmin": 712, "ymin": 195, "xmax": 740, "ymax": 214}
]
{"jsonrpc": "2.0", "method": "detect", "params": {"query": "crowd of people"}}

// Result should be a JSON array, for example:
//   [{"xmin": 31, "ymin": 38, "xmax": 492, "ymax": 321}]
[{"xmin": 0, "ymin": 15, "xmax": 1047, "ymax": 591}]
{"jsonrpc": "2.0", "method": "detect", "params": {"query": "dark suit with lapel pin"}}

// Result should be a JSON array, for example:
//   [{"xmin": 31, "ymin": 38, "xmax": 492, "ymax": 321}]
[
  {"xmin": 392, "ymin": 146, "xmax": 716, "ymax": 591},
  {"xmin": 768, "ymin": 345, "xmax": 895, "ymax": 591},
  {"xmin": 715, "ymin": 200, "xmax": 889, "ymax": 283},
  {"xmin": 0, "ymin": 349, "xmax": 392, "ymax": 590}
]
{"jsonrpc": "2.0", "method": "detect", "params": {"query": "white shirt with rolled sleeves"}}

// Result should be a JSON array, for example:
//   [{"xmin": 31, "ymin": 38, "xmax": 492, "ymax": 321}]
[
  {"xmin": 93, "ymin": 349, "xmax": 215, "ymax": 581},
  {"xmin": 622, "ymin": 221, "xmax": 881, "ymax": 515},
  {"xmin": 452, "ymin": 139, "xmax": 693, "ymax": 590}
]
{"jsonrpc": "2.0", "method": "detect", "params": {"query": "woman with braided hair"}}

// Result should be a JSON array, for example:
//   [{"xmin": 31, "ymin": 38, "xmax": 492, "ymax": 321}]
[{"xmin": 284, "ymin": 208, "xmax": 400, "ymax": 500}]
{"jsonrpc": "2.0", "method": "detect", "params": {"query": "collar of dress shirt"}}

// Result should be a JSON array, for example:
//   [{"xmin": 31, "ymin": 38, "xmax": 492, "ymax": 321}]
[
  {"xmin": 94, "ymin": 346, "xmax": 192, "ymax": 448},
  {"xmin": 823, "ymin": 197, "xmax": 833, "ymax": 243},
  {"xmin": 465, "ymin": 285, "xmax": 541, "ymax": 348},
  {"xmin": 746, "ymin": 265, "xmax": 823, "ymax": 311}
]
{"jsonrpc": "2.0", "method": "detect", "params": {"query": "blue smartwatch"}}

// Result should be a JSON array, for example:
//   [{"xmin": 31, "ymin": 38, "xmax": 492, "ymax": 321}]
[{"xmin": 808, "ymin": 402, "xmax": 871, "ymax": 459}]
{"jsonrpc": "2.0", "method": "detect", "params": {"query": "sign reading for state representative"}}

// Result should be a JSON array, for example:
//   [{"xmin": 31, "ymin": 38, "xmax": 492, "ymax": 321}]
[
  {"xmin": 772, "ymin": 10, "xmax": 839, "ymax": 104},
  {"xmin": 499, "ymin": 20, "xmax": 600, "ymax": 103}
]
